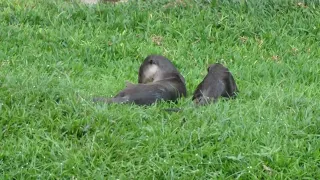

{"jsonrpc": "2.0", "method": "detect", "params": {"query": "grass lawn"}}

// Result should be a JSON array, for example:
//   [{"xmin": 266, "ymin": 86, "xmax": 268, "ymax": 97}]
[{"xmin": 1, "ymin": 0, "xmax": 319, "ymax": 179}]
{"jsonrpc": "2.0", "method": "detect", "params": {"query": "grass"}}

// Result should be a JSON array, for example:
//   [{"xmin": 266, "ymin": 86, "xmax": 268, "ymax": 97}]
[{"xmin": 0, "ymin": 0, "xmax": 320, "ymax": 179}]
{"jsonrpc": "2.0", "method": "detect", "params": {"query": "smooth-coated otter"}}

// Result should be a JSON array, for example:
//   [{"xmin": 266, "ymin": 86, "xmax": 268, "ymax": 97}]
[
  {"xmin": 192, "ymin": 63, "xmax": 238, "ymax": 105},
  {"xmin": 93, "ymin": 55, "xmax": 187, "ymax": 106},
  {"xmin": 138, "ymin": 55, "xmax": 186, "ymax": 84}
]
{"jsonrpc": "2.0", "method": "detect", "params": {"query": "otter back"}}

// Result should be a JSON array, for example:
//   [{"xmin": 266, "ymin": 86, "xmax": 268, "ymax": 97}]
[{"xmin": 192, "ymin": 63, "xmax": 238, "ymax": 105}]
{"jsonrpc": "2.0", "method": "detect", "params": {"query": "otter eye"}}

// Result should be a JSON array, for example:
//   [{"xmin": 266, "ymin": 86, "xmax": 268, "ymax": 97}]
[
  {"xmin": 118, "ymin": 92, "xmax": 126, "ymax": 97},
  {"xmin": 149, "ymin": 59, "xmax": 154, "ymax": 64}
]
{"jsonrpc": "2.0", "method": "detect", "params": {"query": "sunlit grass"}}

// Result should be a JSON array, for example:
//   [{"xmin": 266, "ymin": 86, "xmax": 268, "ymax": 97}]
[{"xmin": 0, "ymin": 0, "xmax": 319, "ymax": 179}]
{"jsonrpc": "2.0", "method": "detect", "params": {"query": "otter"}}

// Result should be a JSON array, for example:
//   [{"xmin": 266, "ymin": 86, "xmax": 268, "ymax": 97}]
[
  {"xmin": 192, "ymin": 63, "xmax": 238, "ymax": 105},
  {"xmin": 138, "ymin": 55, "xmax": 186, "ymax": 84},
  {"xmin": 93, "ymin": 55, "xmax": 187, "ymax": 106}
]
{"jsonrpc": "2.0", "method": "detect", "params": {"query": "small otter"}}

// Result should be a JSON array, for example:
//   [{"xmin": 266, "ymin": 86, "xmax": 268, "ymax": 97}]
[
  {"xmin": 93, "ymin": 55, "xmax": 187, "ymax": 106},
  {"xmin": 192, "ymin": 63, "xmax": 238, "ymax": 105}
]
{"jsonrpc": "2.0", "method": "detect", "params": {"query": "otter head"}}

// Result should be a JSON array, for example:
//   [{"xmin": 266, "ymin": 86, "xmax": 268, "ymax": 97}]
[
  {"xmin": 138, "ymin": 55, "xmax": 186, "ymax": 84},
  {"xmin": 207, "ymin": 63, "xmax": 227, "ymax": 73}
]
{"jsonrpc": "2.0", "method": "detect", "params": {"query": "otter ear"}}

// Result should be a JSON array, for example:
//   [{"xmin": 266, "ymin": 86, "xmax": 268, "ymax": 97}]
[{"xmin": 207, "ymin": 66, "xmax": 211, "ymax": 72}]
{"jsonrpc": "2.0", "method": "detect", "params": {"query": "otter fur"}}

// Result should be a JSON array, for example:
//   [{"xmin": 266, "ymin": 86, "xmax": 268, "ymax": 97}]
[
  {"xmin": 192, "ymin": 63, "xmax": 238, "ymax": 105},
  {"xmin": 93, "ymin": 55, "xmax": 187, "ymax": 106}
]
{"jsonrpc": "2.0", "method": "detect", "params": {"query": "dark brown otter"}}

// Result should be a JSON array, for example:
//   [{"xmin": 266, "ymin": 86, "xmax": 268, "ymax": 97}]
[
  {"xmin": 138, "ymin": 55, "xmax": 186, "ymax": 84},
  {"xmin": 93, "ymin": 55, "xmax": 187, "ymax": 106},
  {"xmin": 192, "ymin": 63, "xmax": 238, "ymax": 105}
]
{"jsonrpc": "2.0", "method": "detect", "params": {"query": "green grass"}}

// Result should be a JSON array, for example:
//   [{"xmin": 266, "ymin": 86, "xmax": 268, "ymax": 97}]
[{"xmin": 1, "ymin": 0, "xmax": 320, "ymax": 179}]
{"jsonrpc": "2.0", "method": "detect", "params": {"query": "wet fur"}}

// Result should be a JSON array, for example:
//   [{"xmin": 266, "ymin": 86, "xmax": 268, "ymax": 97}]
[
  {"xmin": 93, "ymin": 55, "xmax": 187, "ymax": 106},
  {"xmin": 138, "ymin": 55, "xmax": 186, "ymax": 84},
  {"xmin": 192, "ymin": 63, "xmax": 238, "ymax": 105}
]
